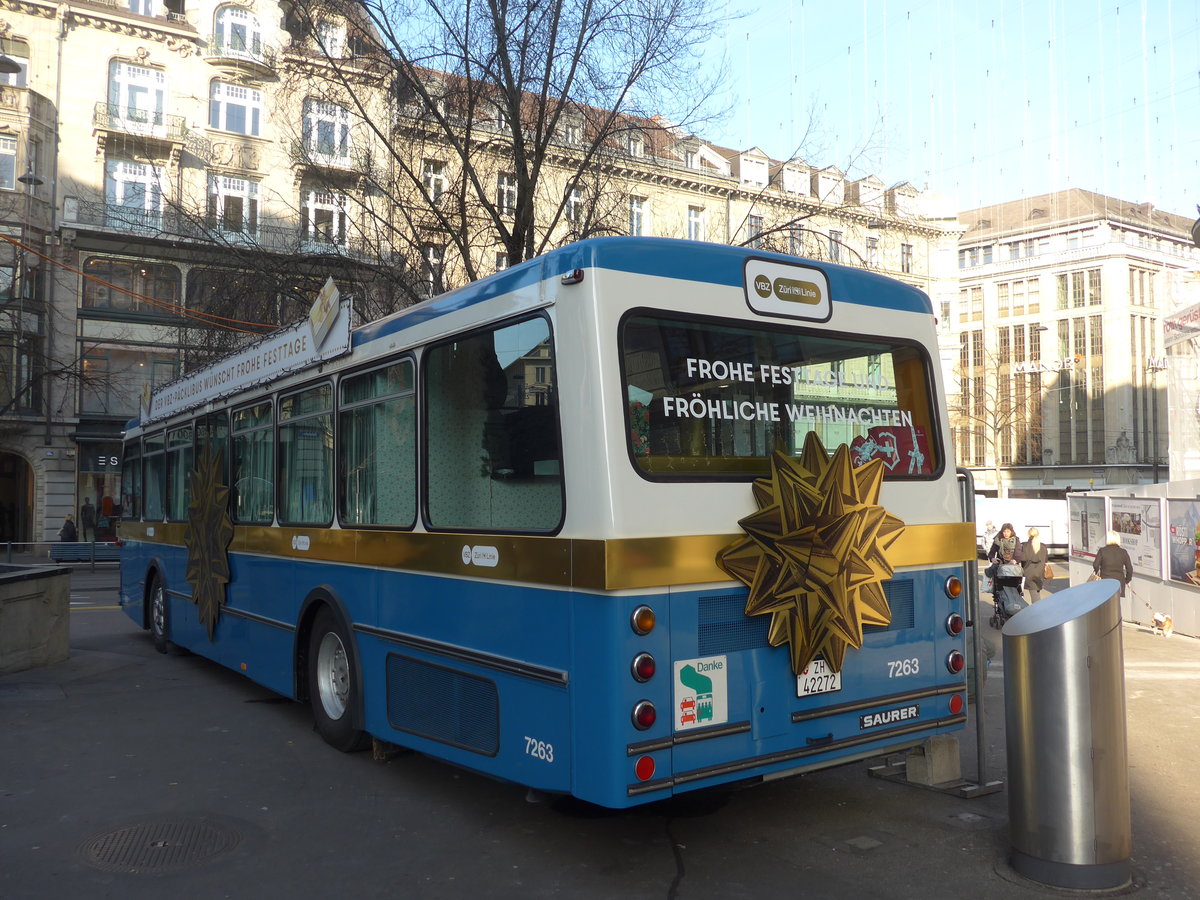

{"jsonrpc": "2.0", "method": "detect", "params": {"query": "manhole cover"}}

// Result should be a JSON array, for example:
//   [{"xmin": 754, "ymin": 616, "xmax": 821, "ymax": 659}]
[{"xmin": 81, "ymin": 820, "xmax": 241, "ymax": 873}]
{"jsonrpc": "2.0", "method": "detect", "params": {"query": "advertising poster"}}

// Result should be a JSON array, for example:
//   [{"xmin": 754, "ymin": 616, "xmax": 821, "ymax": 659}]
[
  {"xmin": 1068, "ymin": 495, "xmax": 1106, "ymax": 559},
  {"xmin": 1110, "ymin": 498, "xmax": 1163, "ymax": 576},
  {"xmin": 1166, "ymin": 499, "xmax": 1200, "ymax": 586}
]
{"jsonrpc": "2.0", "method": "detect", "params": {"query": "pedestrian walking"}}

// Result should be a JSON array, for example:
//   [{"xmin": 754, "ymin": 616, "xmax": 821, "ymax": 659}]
[
  {"xmin": 1020, "ymin": 527, "xmax": 1049, "ymax": 603},
  {"xmin": 1093, "ymin": 531, "xmax": 1134, "ymax": 596},
  {"xmin": 58, "ymin": 515, "xmax": 77, "ymax": 542}
]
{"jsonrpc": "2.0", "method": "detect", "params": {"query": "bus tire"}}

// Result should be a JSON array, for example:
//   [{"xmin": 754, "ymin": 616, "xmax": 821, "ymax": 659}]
[
  {"xmin": 149, "ymin": 576, "xmax": 170, "ymax": 655},
  {"xmin": 307, "ymin": 607, "xmax": 368, "ymax": 752}
]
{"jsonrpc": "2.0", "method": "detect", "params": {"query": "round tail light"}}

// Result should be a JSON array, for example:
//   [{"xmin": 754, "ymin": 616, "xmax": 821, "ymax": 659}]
[
  {"xmin": 949, "ymin": 694, "xmax": 965, "ymax": 715},
  {"xmin": 631, "ymin": 652, "xmax": 656, "ymax": 682},
  {"xmin": 631, "ymin": 605, "xmax": 656, "ymax": 635},
  {"xmin": 634, "ymin": 755, "xmax": 656, "ymax": 781},
  {"xmin": 632, "ymin": 700, "xmax": 656, "ymax": 730},
  {"xmin": 945, "ymin": 650, "xmax": 966, "ymax": 674},
  {"xmin": 944, "ymin": 575, "xmax": 963, "ymax": 599},
  {"xmin": 945, "ymin": 613, "xmax": 965, "ymax": 636}
]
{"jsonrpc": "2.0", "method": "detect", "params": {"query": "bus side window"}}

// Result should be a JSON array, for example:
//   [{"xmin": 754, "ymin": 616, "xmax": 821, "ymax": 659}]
[
  {"xmin": 165, "ymin": 425, "xmax": 193, "ymax": 522},
  {"xmin": 143, "ymin": 433, "xmax": 166, "ymax": 521},
  {"xmin": 121, "ymin": 441, "xmax": 142, "ymax": 520},
  {"xmin": 232, "ymin": 402, "xmax": 274, "ymax": 524},
  {"xmin": 339, "ymin": 360, "xmax": 416, "ymax": 527},
  {"xmin": 425, "ymin": 317, "xmax": 563, "ymax": 532}
]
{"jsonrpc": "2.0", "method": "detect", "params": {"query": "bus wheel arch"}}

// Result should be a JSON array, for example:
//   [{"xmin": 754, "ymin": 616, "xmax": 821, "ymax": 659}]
[{"xmin": 296, "ymin": 589, "xmax": 368, "ymax": 752}]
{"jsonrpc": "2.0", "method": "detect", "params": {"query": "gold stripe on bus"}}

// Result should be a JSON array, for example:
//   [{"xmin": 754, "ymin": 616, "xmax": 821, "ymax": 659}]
[{"xmin": 119, "ymin": 521, "xmax": 975, "ymax": 592}]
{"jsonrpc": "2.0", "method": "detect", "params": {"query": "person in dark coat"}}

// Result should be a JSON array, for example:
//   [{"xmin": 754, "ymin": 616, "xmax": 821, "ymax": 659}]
[
  {"xmin": 1020, "ymin": 527, "xmax": 1049, "ymax": 603},
  {"xmin": 1093, "ymin": 530, "xmax": 1134, "ymax": 597},
  {"xmin": 58, "ymin": 515, "xmax": 78, "ymax": 542}
]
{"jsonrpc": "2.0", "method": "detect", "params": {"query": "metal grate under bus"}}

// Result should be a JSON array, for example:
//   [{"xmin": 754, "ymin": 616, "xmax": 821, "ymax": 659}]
[{"xmin": 697, "ymin": 579, "xmax": 915, "ymax": 656}]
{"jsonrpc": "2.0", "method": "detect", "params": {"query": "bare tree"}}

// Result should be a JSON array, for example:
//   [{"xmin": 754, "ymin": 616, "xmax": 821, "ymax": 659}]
[{"xmin": 282, "ymin": 0, "xmax": 734, "ymax": 300}]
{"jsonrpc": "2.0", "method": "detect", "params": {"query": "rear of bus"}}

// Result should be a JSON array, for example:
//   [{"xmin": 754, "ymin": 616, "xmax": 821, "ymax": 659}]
[{"xmin": 555, "ymin": 239, "xmax": 974, "ymax": 807}]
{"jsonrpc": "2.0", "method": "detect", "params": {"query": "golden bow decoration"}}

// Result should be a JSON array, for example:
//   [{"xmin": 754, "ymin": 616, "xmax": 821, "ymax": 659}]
[{"xmin": 716, "ymin": 433, "xmax": 905, "ymax": 674}]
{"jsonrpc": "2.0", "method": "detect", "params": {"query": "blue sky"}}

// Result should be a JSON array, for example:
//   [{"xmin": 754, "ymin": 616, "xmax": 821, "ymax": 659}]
[{"xmin": 706, "ymin": 0, "xmax": 1198, "ymax": 215}]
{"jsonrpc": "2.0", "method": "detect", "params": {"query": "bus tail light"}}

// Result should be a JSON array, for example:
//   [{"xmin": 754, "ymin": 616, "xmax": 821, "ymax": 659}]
[
  {"xmin": 634, "ymin": 755, "xmax": 656, "ymax": 781},
  {"xmin": 631, "ymin": 605, "xmax": 655, "ymax": 635},
  {"xmin": 631, "ymin": 652, "xmax": 656, "ymax": 682},
  {"xmin": 945, "ymin": 650, "xmax": 966, "ymax": 674},
  {"xmin": 632, "ymin": 700, "xmax": 656, "ymax": 730},
  {"xmin": 949, "ymin": 694, "xmax": 965, "ymax": 715},
  {"xmin": 945, "ymin": 613, "xmax": 965, "ymax": 636},
  {"xmin": 944, "ymin": 575, "xmax": 963, "ymax": 599}
]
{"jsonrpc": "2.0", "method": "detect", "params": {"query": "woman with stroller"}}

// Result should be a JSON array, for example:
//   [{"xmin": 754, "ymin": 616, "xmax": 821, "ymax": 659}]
[{"xmin": 984, "ymin": 523, "xmax": 1026, "ymax": 627}]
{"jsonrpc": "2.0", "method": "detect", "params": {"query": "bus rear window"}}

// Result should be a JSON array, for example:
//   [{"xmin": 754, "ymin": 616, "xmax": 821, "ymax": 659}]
[{"xmin": 620, "ymin": 314, "xmax": 939, "ymax": 479}]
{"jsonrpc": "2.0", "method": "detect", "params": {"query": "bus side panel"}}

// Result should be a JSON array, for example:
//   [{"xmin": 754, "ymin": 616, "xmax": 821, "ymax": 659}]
[{"xmin": 355, "ymin": 570, "xmax": 575, "ymax": 795}]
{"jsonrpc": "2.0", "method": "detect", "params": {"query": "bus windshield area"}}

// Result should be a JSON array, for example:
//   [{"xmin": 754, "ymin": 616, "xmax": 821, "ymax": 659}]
[{"xmin": 621, "ymin": 313, "xmax": 939, "ymax": 479}]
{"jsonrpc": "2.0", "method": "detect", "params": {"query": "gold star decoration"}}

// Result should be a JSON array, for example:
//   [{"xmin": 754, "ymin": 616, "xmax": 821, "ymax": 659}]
[
  {"xmin": 716, "ymin": 432, "xmax": 905, "ymax": 675},
  {"xmin": 184, "ymin": 447, "xmax": 235, "ymax": 641}
]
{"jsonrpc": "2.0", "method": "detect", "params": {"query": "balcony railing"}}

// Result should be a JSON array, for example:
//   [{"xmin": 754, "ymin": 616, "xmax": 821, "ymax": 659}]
[
  {"xmin": 62, "ymin": 199, "xmax": 378, "ymax": 261},
  {"xmin": 204, "ymin": 34, "xmax": 277, "ymax": 70},
  {"xmin": 93, "ymin": 102, "xmax": 186, "ymax": 143}
]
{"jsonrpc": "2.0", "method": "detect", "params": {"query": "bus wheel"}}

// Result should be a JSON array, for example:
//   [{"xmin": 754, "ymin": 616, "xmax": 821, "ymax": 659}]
[
  {"xmin": 307, "ymin": 608, "xmax": 368, "ymax": 752},
  {"xmin": 149, "ymin": 577, "xmax": 170, "ymax": 654}
]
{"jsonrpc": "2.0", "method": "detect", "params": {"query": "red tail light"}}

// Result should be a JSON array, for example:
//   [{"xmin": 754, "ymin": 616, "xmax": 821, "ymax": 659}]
[
  {"xmin": 634, "ymin": 756, "xmax": 656, "ymax": 781},
  {"xmin": 631, "ymin": 653, "xmax": 656, "ymax": 682},
  {"xmin": 945, "ymin": 613, "xmax": 965, "ymax": 636},
  {"xmin": 945, "ymin": 650, "xmax": 966, "ymax": 674},
  {"xmin": 632, "ymin": 700, "xmax": 656, "ymax": 730},
  {"xmin": 949, "ymin": 694, "xmax": 965, "ymax": 715}
]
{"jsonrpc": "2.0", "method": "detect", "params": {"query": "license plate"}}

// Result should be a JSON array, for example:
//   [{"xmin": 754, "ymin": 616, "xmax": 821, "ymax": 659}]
[{"xmin": 797, "ymin": 658, "xmax": 842, "ymax": 697}]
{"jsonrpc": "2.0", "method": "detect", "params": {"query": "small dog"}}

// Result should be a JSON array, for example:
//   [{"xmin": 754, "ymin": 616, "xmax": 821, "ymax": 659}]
[{"xmin": 1151, "ymin": 612, "xmax": 1174, "ymax": 638}]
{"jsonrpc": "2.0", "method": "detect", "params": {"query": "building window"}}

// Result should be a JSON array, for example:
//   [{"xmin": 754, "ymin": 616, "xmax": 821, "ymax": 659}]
[
  {"xmin": 208, "ymin": 174, "xmax": 259, "ymax": 236},
  {"xmin": 0, "ymin": 136, "xmax": 15, "ymax": 190},
  {"xmin": 214, "ymin": 6, "xmax": 264, "ymax": 60},
  {"xmin": 210, "ymin": 81, "xmax": 262, "ymax": 136},
  {"xmin": 81, "ymin": 257, "xmax": 181, "ymax": 313},
  {"xmin": 104, "ymin": 159, "xmax": 164, "ymax": 229},
  {"xmin": 421, "ymin": 243, "xmax": 444, "ymax": 296},
  {"xmin": 982, "ymin": 245, "xmax": 993, "ymax": 264},
  {"xmin": 685, "ymin": 150, "xmax": 697, "ymax": 169},
  {"xmin": 1130, "ymin": 267, "xmax": 1155, "ymax": 307},
  {"xmin": 107, "ymin": 61, "xmax": 166, "ymax": 135},
  {"xmin": 495, "ymin": 252, "xmax": 509, "ymax": 271},
  {"xmin": 829, "ymin": 230, "xmax": 842, "ymax": 262},
  {"xmin": 0, "ymin": 49, "xmax": 27, "ymax": 87},
  {"xmin": 968, "ymin": 286, "xmax": 983, "ymax": 322},
  {"xmin": 900, "ymin": 242, "xmax": 913, "ymax": 273},
  {"xmin": 629, "ymin": 196, "xmax": 644, "ymax": 236},
  {"xmin": 565, "ymin": 185, "xmax": 584, "ymax": 226},
  {"xmin": 300, "ymin": 189, "xmax": 347, "ymax": 248},
  {"xmin": 747, "ymin": 215, "xmax": 763, "ymax": 249},
  {"xmin": 302, "ymin": 100, "xmax": 351, "ymax": 164},
  {"xmin": 687, "ymin": 206, "xmax": 704, "ymax": 241},
  {"xmin": 866, "ymin": 236, "xmax": 879, "ymax": 267},
  {"xmin": 997, "ymin": 283, "xmax": 1010, "ymax": 317},
  {"xmin": 1087, "ymin": 269, "xmax": 1102, "ymax": 305},
  {"xmin": 497, "ymin": 172, "xmax": 516, "ymax": 215},
  {"xmin": 315, "ymin": 21, "xmax": 347, "ymax": 57},
  {"xmin": 628, "ymin": 134, "xmax": 644, "ymax": 157},
  {"xmin": 562, "ymin": 123, "xmax": 579, "ymax": 144},
  {"xmin": 422, "ymin": 159, "xmax": 446, "ymax": 201},
  {"xmin": 789, "ymin": 227, "xmax": 804, "ymax": 256},
  {"xmin": 128, "ymin": 0, "xmax": 155, "ymax": 16}
]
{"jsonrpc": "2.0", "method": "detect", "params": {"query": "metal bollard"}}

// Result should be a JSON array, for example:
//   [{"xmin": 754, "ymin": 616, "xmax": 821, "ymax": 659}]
[{"xmin": 1003, "ymin": 579, "xmax": 1131, "ymax": 890}]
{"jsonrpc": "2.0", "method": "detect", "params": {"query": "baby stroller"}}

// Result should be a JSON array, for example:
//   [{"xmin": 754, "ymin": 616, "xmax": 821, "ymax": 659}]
[{"xmin": 988, "ymin": 558, "xmax": 1028, "ymax": 629}]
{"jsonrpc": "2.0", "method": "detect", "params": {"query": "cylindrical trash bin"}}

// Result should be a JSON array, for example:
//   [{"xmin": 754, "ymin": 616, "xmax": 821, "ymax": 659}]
[{"xmin": 1003, "ymin": 579, "xmax": 1131, "ymax": 890}]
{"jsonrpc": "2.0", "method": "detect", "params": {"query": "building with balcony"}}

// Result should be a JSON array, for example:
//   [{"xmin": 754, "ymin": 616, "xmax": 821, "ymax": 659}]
[
  {"xmin": 0, "ymin": 1, "xmax": 962, "ymax": 543},
  {"xmin": 949, "ymin": 190, "xmax": 1200, "ymax": 498}
]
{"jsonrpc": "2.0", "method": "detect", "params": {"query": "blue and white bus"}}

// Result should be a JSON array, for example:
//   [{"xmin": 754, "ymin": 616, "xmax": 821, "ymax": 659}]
[{"xmin": 118, "ymin": 237, "xmax": 977, "ymax": 808}]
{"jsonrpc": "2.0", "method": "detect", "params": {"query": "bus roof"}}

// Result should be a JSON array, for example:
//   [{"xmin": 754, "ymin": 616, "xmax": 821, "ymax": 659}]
[{"xmin": 353, "ymin": 237, "xmax": 933, "ymax": 350}]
